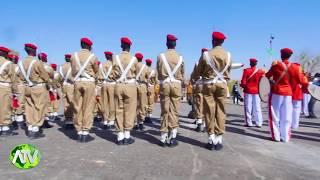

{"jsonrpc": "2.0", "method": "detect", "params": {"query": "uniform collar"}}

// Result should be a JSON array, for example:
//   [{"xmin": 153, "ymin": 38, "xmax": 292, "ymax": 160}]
[
  {"xmin": 282, "ymin": 59, "xmax": 290, "ymax": 64},
  {"xmin": 121, "ymin": 51, "xmax": 130, "ymax": 54},
  {"xmin": 81, "ymin": 48, "xmax": 91, "ymax": 52}
]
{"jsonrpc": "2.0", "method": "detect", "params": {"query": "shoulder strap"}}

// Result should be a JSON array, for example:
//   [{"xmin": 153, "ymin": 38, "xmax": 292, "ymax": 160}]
[
  {"xmin": 74, "ymin": 52, "xmax": 95, "ymax": 81},
  {"xmin": 148, "ymin": 69, "xmax": 155, "ymax": 79},
  {"xmin": 15, "ymin": 66, "xmax": 19, "ymax": 73},
  {"xmin": 0, "ymin": 61, "xmax": 12, "ymax": 75},
  {"xmin": 247, "ymin": 68, "xmax": 259, "ymax": 81},
  {"xmin": 274, "ymin": 62, "xmax": 291, "ymax": 85},
  {"xmin": 18, "ymin": 59, "xmax": 36, "ymax": 86},
  {"xmin": 118, "ymin": 57, "xmax": 136, "ymax": 81},
  {"xmin": 59, "ymin": 66, "xmax": 64, "ymax": 79},
  {"xmin": 99, "ymin": 63, "xmax": 107, "ymax": 79},
  {"xmin": 136, "ymin": 64, "xmax": 146, "ymax": 80},
  {"xmin": 63, "ymin": 67, "xmax": 72, "ymax": 84},
  {"xmin": 160, "ymin": 53, "xmax": 182, "ymax": 80},
  {"xmin": 105, "ymin": 65, "xmax": 113, "ymax": 80},
  {"xmin": 203, "ymin": 51, "xmax": 231, "ymax": 83},
  {"xmin": 172, "ymin": 56, "xmax": 183, "ymax": 75},
  {"xmin": 115, "ymin": 55, "xmax": 124, "ymax": 73}
]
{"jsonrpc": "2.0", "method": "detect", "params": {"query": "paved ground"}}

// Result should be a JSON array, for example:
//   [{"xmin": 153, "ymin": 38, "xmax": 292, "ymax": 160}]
[{"xmin": 0, "ymin": 101, "xmax": 319, "ymax": 180}]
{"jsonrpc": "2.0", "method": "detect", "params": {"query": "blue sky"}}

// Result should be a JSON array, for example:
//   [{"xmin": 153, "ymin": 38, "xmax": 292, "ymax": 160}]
[{"xmin": 1, "ymin": 0, "xmax": 320, "ymax": 79}]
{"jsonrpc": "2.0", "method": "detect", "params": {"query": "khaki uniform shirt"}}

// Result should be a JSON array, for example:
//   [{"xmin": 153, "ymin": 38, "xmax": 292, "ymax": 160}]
[
  {"xmin": 136, "ymin": 61, "xmax": 149, "ymax": 83},
  {"xmin": 97, "ymin": 60, "xmax": 114, "ymax": 85},
  {"xmin": 194, "ymin": 46, "xmax": 232, "ymax": 81},
  {"xmin": 156, "ymin": 49, "xmax": 184, "ymax": 82},
  {"xmin": 110, "ymin": 51, "xmax": 138, "ymax": 81},
  {"xmin": 22, "ymin": 56, "xmax": 50, "ymax": 84},
  {"xmin": 70, "ymin": 49, "xmax": 99, "ymax": 80}
]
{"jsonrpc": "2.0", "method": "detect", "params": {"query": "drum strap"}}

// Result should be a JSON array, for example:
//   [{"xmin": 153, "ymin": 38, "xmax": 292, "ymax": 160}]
[
  {"xmin": 274, "ymin": 62, "xmax": 291, "ymax": 85},
  {"xmin": 247, "ymin": 68, "xmax": 259, "ymax": 81}
]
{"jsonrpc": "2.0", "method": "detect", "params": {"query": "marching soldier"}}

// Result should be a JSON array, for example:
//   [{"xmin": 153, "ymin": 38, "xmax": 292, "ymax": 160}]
[
  {"xmin": 50, "ymin": 63, "xmax": 62, "ymax": 120},
  {"xmin": 110, "ymin": 37, "xmax": 138, "ymax": 145},
  {"xmin": 8, "ymin": 54, "xmax": 25, "ymax": 127},
  {"xmin": 38, "ymin": 53, "xmax": 54, "ymax": 128},
  {"xmin": 145, "ymin": 58, "xmax": 156, "ymax": 123},
  {"xmin": 59, "ymin": 54, "xmax": 74, "ymax": 129},
  {"xmin": 0, "ymin": 46, "xmax": 18, "ymax": 136},
  {"xmin": 135, "ymin": 52, "xmax": 149, "ymax": 131},
  {"xmin": 71, "ymin": 38, "xmax": 99, "ymax": 143},
  {"xmin": 99, "ymin": 51, "xmax": 116, "ymax": 129},
  {"xmin": 240, "ymin": 58, "xmax": 265, "ymax": 127},
  {"xmin": 157, "ymin": 34, "xmax": 185, "ymax": 147},
  {"xmin": 21, "ymin": 43, "xmax": 50, "ymax": 138},
  {"xmin": 265, "ymin": 48, "xmax": 307, "ymax": 142},
  {"xmin": 191, "ymin": 48, "xmax": 207, "ymax": 132},
  {"xmin": 194, "ymin": 32, "xmax": 232, "ymax": 151}
]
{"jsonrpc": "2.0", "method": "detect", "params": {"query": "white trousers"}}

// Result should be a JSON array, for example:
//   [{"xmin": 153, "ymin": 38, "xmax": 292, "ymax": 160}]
[
  {"xmin": 269, "ymin": 94, "xmax": 292, "ymax": 142},
  {"xmin": 244, "ymin": 93, "xmax": 263, "ymax": 126},
  {"xmin": 302, "ymin": 93, "xmax": 311, "ymax": 116},
  {"xmin": 292, "ymin": 100, "xmax": 302, "ymax": 129}
]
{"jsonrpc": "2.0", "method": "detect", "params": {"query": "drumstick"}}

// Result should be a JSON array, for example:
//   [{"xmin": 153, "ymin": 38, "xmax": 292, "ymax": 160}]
[{"xmin": 231, "ymin": 63, "xmax": 244, "ymax": 69}]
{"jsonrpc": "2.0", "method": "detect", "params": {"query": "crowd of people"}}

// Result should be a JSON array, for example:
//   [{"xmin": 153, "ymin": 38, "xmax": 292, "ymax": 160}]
[{"xmin": 0, "ymin": 31, "xmax": 318, "ymax": 151}]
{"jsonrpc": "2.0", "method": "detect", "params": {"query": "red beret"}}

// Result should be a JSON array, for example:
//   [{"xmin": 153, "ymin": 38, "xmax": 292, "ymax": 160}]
[
  {"xmin": 212, "ymin": 32, "xmax": 226, "ymax": 40},
  {"xmin": 50, "ymin": 64, "xmax": 57, "ymax": 70},
  {"xmin": 0, "ymin": 46, "xmax": 10, "ymax": 53},
  {"xmin": 25, "ymin": 43, "xmax": 37, "ymax": 50},
  {"xmin": 15, "ymin": 55, "xmax": 19, "ymax": 61},
  {"xmin": 121, "ymin": 37, "xmax": 132, "ymax": 45},
  {"xmin": 145, "ymin": 59, "xmax": 152, "ymax": 64},
  {"xmin": 8, "ymin": 54, "xmax": 16, "ymax": 59},
  {"xmin": 65, "ymin": 54, "xmax": 72, "ymax": 58},
  {"xmin": 280, "ymin": 48, "xmax": 293, "ymax": 55},
  {"xmin": 81, "ymin": 37, "xmax": 93, "ymax": 46},
  {"xmin": 201, "ymin": 48, "xmax": 208, "ymax": 53},
  {"xmin": 135, "ymin": 53, "xmax": 143, "ymax": 60},
  {"xmin": 167, "ymin": 34, "xmax": 178, "ymax": 41},
  {"xmin": 104, "ymin": 51, "xmax": 113, "ymax": 56},
  {"xmin": 38, "ymin": 52, "xmax": 47, "ymax": 59},
  {"xmin": 250, "ymin": 58, "xmax": 258, "ymax": 63}
]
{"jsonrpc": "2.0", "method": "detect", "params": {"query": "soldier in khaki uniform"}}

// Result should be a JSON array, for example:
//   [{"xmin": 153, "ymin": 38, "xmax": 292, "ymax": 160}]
[
  {"xmin": 157, "ymin": 34, "xmax": 185, "ymax": 147},
  {"xmin": 98, "ymin": 51, "xmax": 116, "ymax": 129},
  {"xmin": 145, "ymin": 59, "xmax": 156, "ymax": 123},
  {"xmin": 191, "ymin": 48, "xmax": 208, "ymax": 132},
  {"xmin": 38, "ymin": 53, "xmax": 55, "ymax": 128},
  {"xmin": 194, "ymin": 32, "xmax": 231, "ymax": 151},
  {"xmin": 8, "ymin": 54, "xmax": 25, "ymax": 128},
  {"xmin": 71, "ymin": 38, "xmax": 99, "ymax": 143},
  {"xmin": 59, "ymin": 54, "xmax": 74, "ymax": 129},
  {"xmin": 110, "ymin": 37, "xmax": 138, "ymax": 145},
  {"xmin": 50, "ymin": 63, "xmax": 62, "ymax": 120},
  {"xmin": 21, "ymin": 43, "xmax": 50, "ymax": 138},
  {"xmin": 0, "ymin": 46, "xmax": 18, "ymax": 136},
  {"xmin": 135, "ymin": 52, "xmax": 149, "ymax": 131}
]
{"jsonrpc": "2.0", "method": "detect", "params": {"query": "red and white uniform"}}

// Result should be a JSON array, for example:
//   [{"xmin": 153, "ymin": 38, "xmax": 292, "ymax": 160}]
[
  {"xmin": 266, "ymin": 59, "xmax": 306, "ymax": 142},
  {"xmin": 240, "ymin": 67, "xmax": 265, "ymax": 127},
  {"xmin": 302, "ymin": 83, "xmax": 311, "ymax": 116},
  {"xmin": 290, "ymin": 63, "xmax": 309, "ymax": 129}
]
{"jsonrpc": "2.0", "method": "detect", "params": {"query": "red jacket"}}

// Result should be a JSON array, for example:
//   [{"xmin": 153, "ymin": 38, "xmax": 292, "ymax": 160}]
[
  {"xmin": 240, "ymin": 67, "xmax": 265, "ymax": 94},
  {"xmin": 290, "ymin": 63, "xmax": 309, "ymax": 100},
  {"xmin": 266, "ymin": 60, "xmax": 303, "ymax": 96}
]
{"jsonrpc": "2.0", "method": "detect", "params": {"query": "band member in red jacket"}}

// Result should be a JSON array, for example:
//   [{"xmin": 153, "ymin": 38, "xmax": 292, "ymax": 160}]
[
  {"xmin": 290, "ymin": 63, "xmax": 309, "ymax": 129},
  {"xmin": 266, "ymin": 48, "xmax": 306, "ymax": 142},
  {"xmin": 240, "ymin": 58, "xmax": 265, "ymax": 127}
]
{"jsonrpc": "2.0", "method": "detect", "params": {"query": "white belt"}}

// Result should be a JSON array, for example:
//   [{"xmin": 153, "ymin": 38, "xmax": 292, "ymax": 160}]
[
  {"xmin": 203, "ymin": 79, "xmax": 226, "ymax": 84},
  {"xmin": 159, "ymin": 78, "xmax": 181, "ymax": 85},
  {"xmin": 27, "ymin": 83, "xmax": 46, "ymax": 87},
  {"xmin": 148, "ymin": 84, "xmax": 154, "ymax": 87},
  {"xmin": 103, "ymin": 81, "xmax": 116, "ymax": 85},
  {"xmin": 75, "ymin": 77, "xmax": 95, "ymax": 82},
  {"xmin": 0, "ymin": 82, "xmax": 11, "ymax": 87},
  {"xmin": 116, "ymin": 79, "xmax": 136, "ymax": 84},
  {"xmin": 63, "ymin": 82, "xmax": 74, "ymax": 86}
]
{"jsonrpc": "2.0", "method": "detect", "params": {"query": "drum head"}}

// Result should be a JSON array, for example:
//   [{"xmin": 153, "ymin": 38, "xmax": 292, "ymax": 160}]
[
  {"xmin": 259, "ymin": 76, "xmax": 271, "ymax": 103},
  {"xmin": 308, "ymin": 83, "xmax": 320, "ymax": 101}
]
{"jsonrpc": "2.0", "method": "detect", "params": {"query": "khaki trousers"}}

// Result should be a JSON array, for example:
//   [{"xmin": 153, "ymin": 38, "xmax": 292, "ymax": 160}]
[
  {"xmin": 62, "ymin": 85, "xmax": 74, "ymax": 121},
  {"xmin": 160, "ymin": 82, "xmax": 181, "ymax": 132},
  {"xmin": 101, "ymin": 83, "xmax": 116, "ymax": 122},
  {"xmin": 137, "ymin": 83, "xmax": 148, "ymax": 121},
  {"xmin": 73, "ymin": 82, "xmax": 96, "ymax": 132},
  {"xmin": 114, "ymin": 83, "xmax": 137, "ymax": 131},
  {"xmin": 94, "ymin": 87, "xmax": 103, "ymax": 116},
  {"xmin": 14, "ymin": 85, "xmax": 25, "ymax": 115},
  {"xmin": 202, "ymin": 83, "xmax": 227, "ymax": 135},
  {"xmin": 0, "ymin": 85, "xmax": 12, "ymax": 126},
  {"xmin": 194, "ymin": 85, "xmax": 204, "ymax": 120},
  {"xmin": 25, "ymin": 85, "xmax": 48, "ymax": 127},
  {"xmin": 53, "ymin": 89, "xmax": 61, "ymax": 113},
  {"xmin": 147, "ymin": 86, "xmax": 155, "ymax": 114}
]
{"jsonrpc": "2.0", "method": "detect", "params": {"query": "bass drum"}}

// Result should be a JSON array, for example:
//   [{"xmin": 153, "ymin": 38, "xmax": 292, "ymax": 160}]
[{"xmin": 258, "ymin": 76, "xmax": 271, "ymax": 103}]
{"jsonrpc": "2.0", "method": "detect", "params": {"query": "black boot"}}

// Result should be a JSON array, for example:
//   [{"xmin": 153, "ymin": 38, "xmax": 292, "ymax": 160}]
[
  {"xmin": 169, "ymin": 138, "xmax": 178, "ymax": 148},
  {"xmin": 205, "ymin": 143, "xmax": 214, "ymax": 151},
  {"xmin": 144, "ymin": 116, "xmax": 153, "ymax": 124},
  {"xmin": 195, "ymin": 124, "xmax": 204, "ymax": 132},
  {"xmin": 81, "ymin": 134, "xmax": 94, "ymax": 143},
  {"xmin": 133, "ymin": 124, "xmax": 139, "ymax": 131},
  {"xmin": 77, "ymin": 134, "xmax": 83, "ymax": 142},
  {"xmin": 139, "ymin": 124, "xmax": 145, "ymax": 131},
  {"xmin": 123, "ymin": 137, "xmax": 135, "ymax": 145},
  {"xmin": 41, "ymin": 120, "xmax": 54, "ymax": 129},
  {"xmin": 64, "ymin": 124, "xmax": 74, "ymax": 130},
  {"xmin": 0, "ymin": 129, "xmax": 18, "ymax": 136},
  {"xmin": 215, "ymin": 143, "xmax": 223, "ymax": 151},
  {"xmin": 11, "ymin": 121, "xmax": 19, "ymax": 130},
  {"xmin": 30, "ymin": 131, "xmax": 45, "ymax": 139}
]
